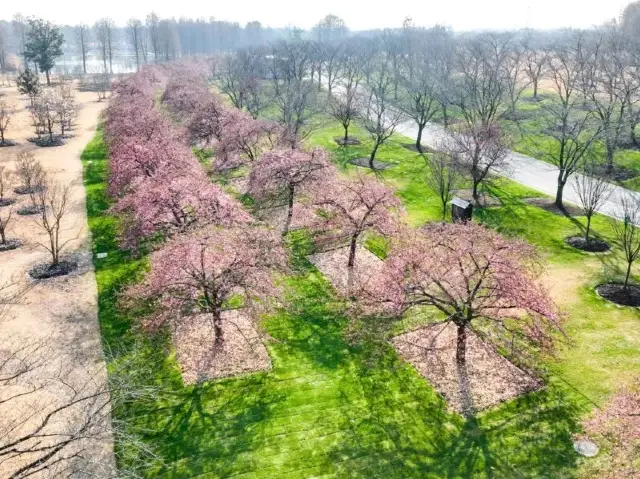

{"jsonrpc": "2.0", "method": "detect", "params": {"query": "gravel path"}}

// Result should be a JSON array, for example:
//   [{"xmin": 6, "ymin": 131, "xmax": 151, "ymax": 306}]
[{"xmin": 0, "ymin": 82, "xmax": 115, "ymax": 476}]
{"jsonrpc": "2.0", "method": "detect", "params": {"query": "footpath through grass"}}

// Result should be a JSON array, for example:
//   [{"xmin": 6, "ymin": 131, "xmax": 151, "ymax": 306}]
[{"xmin": 82, "ymin": 125, "xmax": 611, "ymax": 478}]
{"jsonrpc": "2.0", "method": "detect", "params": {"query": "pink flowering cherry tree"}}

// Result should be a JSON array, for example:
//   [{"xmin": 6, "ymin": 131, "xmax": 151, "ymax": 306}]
[
  {"xmin": 216, "ymin": 111, "xmax": 283, "ymax": 170},
  {"xmin": 311, "ymin": 174, "xmax": 402, "ymax": 283},
  {"xmin": 358, "ymin": 222, "xmax": 562, "ymax": 367},
  {"xmin": 582, "ymin": 378, "xmax": 640, "ymax": 478},
  {"xmin": 114, "ymin": 170, "xmax": 251, "ymax": 248},
  {"xmin": 248, "ymin": 148, "xmax": 336, "ymax": 234},
  {"xmin": 129, "ymin": 225, "xmax": 288, "ymax": 345}
]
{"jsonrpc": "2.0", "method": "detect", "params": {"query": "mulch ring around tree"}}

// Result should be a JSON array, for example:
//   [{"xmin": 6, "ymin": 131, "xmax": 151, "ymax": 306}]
[
  {"xmin": 455, "ymin": 189, "xmax": 502, "ymax": 207},
  {"xmin": 595, "ymin": 283, "xmax": 640, "ymax": 307},
  {"xmin": 392, "ymin": 323, "xmax": 542, "ymax": 415},
  {"xmin": 401, "ymin": 143, "xmax": 437, "ymax": 154},
  {"xmin": 17, "ymin": 204, "xmax": 44, "ymax": 216},
  {"xmin": 564, "ymin": 236, "xmax": 610, "ymax": 253},
  {"xmin": 347, "ymin": 157, "xmax": 397, "ymax": 170},
  {"xmin": 255, "ymin": 202, "xmax": 309, "ymax": 233},
  {"xmin": 334, "ymin": 136, "xmax": 361, "ymax": 146},
  {"xmin": 0, "ymin": 140, "xmax": 17, "ymax": 148},
  {"xmin": 28, "ymin": 260, "xmax": 78, "ymax": 280},
  {"xmin": 0, "ymin": 239, "xmax": 22, "ymax": 252},
  {"xmin": 308, "ymin": 244, "xmax": 383, "ymax": 295},
  {"xmin": 0, "ymin": 198, "xmax": 16, "ymax": 207},
  {"xmin": 524, "ymin": 198, "xmax": 583, "ymax": 217},
  {"xmin": 28, "ymin": 136, "xmax": 65, "ymax": 147},
  {"xmin": 593, "ymin": 164, "xmax": 637, "ymax": 182},
  {"xmin": 14, "ymin": 185, "xmax": 43, "ymax": 195},
  {"xmin": 171, "ymin": 310, "xmax": 272, "ymax": 384}
]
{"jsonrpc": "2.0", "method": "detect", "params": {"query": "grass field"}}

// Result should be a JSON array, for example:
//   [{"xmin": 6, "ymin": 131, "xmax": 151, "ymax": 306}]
[{"xmin": 82, "ymin": 110, "xmax": 640, "ymax": 477}]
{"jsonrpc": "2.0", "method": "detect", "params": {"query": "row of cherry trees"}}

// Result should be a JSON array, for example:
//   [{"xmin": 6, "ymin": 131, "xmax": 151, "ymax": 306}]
[
  {"xmin": 111, "ymin": 63, "xmax": 563, "ymax": 378},
  {"xmin": 104, "ymin": 65, "xmax": 286, "ymax": 344}
]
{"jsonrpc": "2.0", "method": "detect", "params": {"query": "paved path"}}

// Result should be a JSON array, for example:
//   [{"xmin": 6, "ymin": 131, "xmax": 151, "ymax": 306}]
[
  {"xmin": 326, "ymin": 80, "xmax": 639, "ymax": 221},
  {"xmin": 397, "ymin": 120, "xmax": 639, "ymax": 221}
]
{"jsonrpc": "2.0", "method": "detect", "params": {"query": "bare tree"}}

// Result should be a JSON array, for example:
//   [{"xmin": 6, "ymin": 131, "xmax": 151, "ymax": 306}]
[
  {"xmin": 75, "ymin": 24, "xmax": 89, "ymax": 75},
  {"xmin": 611, "ymin": 194, "xmax": 640, "ymax": 291},
  {"xmin": 399, "ymin": 38, "xmax": 440, "ymax": 152},
  {"xmin": 0, "ymin": 203, "xmax": 13, "ymax": 245},
  {"xmin": 0, "ymin": 165, "xmax": 14, "ymax": 206},
  {"xmin": 581, "ymin": 26, "xmax": 639, "ymax": 173},
  {"xmin": 445, "ymin": 123, "xmax": 509, "ymax": 205},
  {"xmin": 360, "ymin": 60, "xmax": 404, "ymax": 169},
  {"xmin": 426, "ymin": 151, "xmax": 461, "ymax": 220},
  {"xmin": 33, "ymin": 179, "xmax": 74, "ymax": 267},
  {"xmin": 94, "ymin": 18, "xmax": 115, "ymax": 74},
  {"xmin": 521, "ymin": 31, "xmax": 549, "ymax": 100},
  {"xmin": 573, "ymin": 161, "xmax": 612, "ymax": 240},
  {"xmin": 268, "ymin": 40, "xmax": 319, "ymax": 145},
  {"xmin": 0, "ymin": 338, "xmax": 162, "ymax": 478},
  {"xmin": 329, "ymin": 90, "xmax": 359, "ymax": 145},
  {"xmin": 12, "ymin": 14, "xmax": 28, "ymax": 69},
  {"xmin": 217, "ymin": 47, "xmax": 267, "ymax": 117},
  {"xmin": 539, "ymin": 34, "xmax": 603, "ymax": 208},
  {"xmin": 15, "ymin": 152, "xmax": 45, "ymax": 207},
  {"xmin": 146, "ymin": 12, "xmax": 160, "ymax": 63},
  {"xmin": 448, "ymin": 33, "xmax": 519, "ymax": 127},
  {"xmin": 0, "ymin": 98, "xmax": 16, "ymax": 146},
  {"xmin": 127, "ymin": 19, "xmax": 143, "ymax": 72},
  {"xmin": 32, "ymin": 88, "xmax": 60, "ymax": 143}
]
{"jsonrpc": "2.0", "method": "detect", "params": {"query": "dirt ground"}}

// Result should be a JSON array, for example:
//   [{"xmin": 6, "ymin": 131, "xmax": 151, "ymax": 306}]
[
  {"xmin": 392, "ymin": 323, "xmax": 542, "ymax": 415},
  {"xmin": 172, "ymin": 310, "xmax": 272, "ymax": 385},
  {"xmin": 308, "ymin": 244, "xmax": 383, "ymax": 294},
  {"xmin": 0, "ymin": 82, "xmax": 115, "ymax": 476}
]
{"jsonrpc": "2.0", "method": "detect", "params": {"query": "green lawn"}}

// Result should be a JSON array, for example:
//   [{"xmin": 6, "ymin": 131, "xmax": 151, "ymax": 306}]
[{"xmin": 82, "ymin": 110, "xmax": 639, "ymax": 478}]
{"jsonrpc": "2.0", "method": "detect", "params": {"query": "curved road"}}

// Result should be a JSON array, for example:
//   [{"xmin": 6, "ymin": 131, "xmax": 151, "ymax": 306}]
[{"xmin": 397, "ymin": 120, "xmax": 639, "ymax": 221}]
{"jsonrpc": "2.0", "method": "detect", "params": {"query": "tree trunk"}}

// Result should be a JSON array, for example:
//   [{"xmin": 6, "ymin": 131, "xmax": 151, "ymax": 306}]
[
  {"xmin": 283, "ymin": 184, "xmax": 295, "ymax": 236},
  {"xmin": 442, "ymin": 198, "xmax": 448, "ymax": 221},
  {"xmin": 606, "ymin": 140, "xmax": 615, "ymax": 174},
  {"xmin": 0, "ymin": 228, "xmax": 5, "ymax": 244},
  {"xmin": 456, "ymin": 324, "xmax": 467, "ymax": 366},
  {"xmin": 472, "ymin": 180, "xmax": 480, "ymax": 205},
  {"xmin": 343, "ymin": 124, "xmax": 349, "ymax": 145},
  {"xmin": 555, "ymin": 172, "xmax": 565, "ymax": 209},
  {"xmin": 623, "ymin": 260, "xmax": 633, "ymax": 292},
  {"xmin": 45, "ymin": 70, "xmax": 50, "ymax": 86},
  {"xmin": 82, "ymin": 52, "xmax": 87, "ymax": 75},
  {"xmin": 533, "ymin": 79, "xmax": 538, "ymax": 99},
  {"xmin": 0, "ymin": 129, "xmax": 4, "ymax": 145},
  {"xmin": 631, "ymin": 120, "xmax": 640, "ymax": 149},
  {"xmin": 347, "ymin": 234, "xmax": 358, "ymax": 293},
  {"xmin": 442, "ymin": 105, "xmax": 449, "ymax": 128},
  {"xmin": 213, "ymin": 310, "xmax": 224, "ymax": 345},
  {"xmin": 369, "ymin": 142, "xmax": 380, "ymax": 169},
  {"xmin": 585, "ymin": 215, "xmax": 592, "ymax": 241},
  {"xmin": 416, "ymin": 124, "xmax": 424, "ymax": 153}
]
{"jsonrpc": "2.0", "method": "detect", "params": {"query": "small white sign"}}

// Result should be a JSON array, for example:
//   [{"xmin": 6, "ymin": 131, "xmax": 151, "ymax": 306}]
[{"xmin": 96, "ymin": 252, "xmax": 108, "ymax": 259}]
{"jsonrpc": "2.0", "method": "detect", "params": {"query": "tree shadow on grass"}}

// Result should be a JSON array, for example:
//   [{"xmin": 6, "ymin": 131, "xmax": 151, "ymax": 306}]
[
  {"xmin": 143, "ymin": 377, "xmax": 286, "ymax": 478},
  {"xmin": 326, "ymin": 371, "xmax": 583, "ymax": 478}
]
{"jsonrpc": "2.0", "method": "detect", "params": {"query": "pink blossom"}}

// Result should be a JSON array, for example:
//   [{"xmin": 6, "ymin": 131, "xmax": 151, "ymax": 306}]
[
  {"xmin": 248, "ymin": 148, "xmax": 336, "ymax": 234},
  {"xmin": 357, "ymin": 222, "xmax": 562, "ymax": 366},
  {"xmin": 129, "ymin": 225, "xmax": 288, "ymax": 344}
]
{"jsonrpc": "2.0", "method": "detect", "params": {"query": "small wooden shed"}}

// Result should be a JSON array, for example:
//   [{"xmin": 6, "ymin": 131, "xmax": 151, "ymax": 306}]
[{"xmin": 451, "ymin": 197, "xmax": 473, "ymax": 223}]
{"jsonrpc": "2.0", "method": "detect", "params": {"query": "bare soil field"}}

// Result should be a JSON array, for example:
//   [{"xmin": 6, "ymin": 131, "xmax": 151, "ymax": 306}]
[{"xmin": 0, "ymin": 82, "xmax": 115, "ymax": 476}]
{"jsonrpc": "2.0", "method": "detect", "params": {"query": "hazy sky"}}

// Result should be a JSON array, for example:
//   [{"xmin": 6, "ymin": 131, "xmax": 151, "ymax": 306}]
[{"xmin": 0, "ymin": 0, "xmax": 632, "ymax": 31}]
